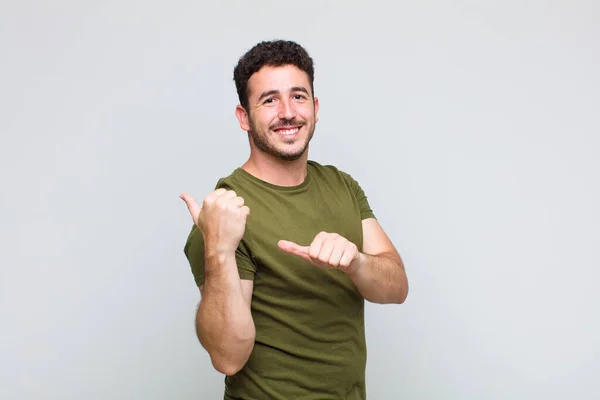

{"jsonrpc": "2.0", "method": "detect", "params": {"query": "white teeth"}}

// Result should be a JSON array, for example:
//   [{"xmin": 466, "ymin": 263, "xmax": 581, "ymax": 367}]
[{"xmin": 277, "ymin": 128, "xmax": 299, "ymax": 136}]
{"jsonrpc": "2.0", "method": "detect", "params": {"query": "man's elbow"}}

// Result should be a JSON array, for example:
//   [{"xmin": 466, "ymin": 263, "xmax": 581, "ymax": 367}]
[
  {"xmin": 395, "ymin": 289, "xmax": 408, "ymax": 304},
  {"xmin": 213, "ymin": 359, "xmax": 244, "ymax": 377},
  {"xmin": 383, "ymin": 282, "xmax": 409, "ymax": 305},
  {"xmin": 395, "ymin": 279, "xmax": 409, "ymax": 304},
  {"xmin": 381, "ymin": 293, "xmax": 408, "ymax": 305},
  {"xmin": 210, "ymin": 343, "xmax": 254, "ymax": 376},
  {"xmin": 390, "ymin": 269, "xmax": 409, "ymax": 304}
]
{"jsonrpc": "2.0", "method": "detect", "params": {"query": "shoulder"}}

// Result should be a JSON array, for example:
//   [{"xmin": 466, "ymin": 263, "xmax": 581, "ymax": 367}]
[
  {"xmin": 213, "ymin": 171, "xmax": 237, "ymax": 190},
  {"xmin": 308, "ymin": 160, "xmax": 360, "ymax": 188},
  {"xmin": 211, "ymin": 168, "xmax": 250, "ymax": 193}
]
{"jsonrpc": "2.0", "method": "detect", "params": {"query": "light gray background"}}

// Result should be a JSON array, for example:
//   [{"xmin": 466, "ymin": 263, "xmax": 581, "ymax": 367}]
[{"xmin": 1, "ymin": 1, "xmax": 598, "ymax": 399}]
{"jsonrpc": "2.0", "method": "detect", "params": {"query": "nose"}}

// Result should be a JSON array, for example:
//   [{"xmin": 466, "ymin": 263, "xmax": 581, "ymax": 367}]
[{"xmin": 277, "ymin": 98, "xmax": 296, "ymax": 120}]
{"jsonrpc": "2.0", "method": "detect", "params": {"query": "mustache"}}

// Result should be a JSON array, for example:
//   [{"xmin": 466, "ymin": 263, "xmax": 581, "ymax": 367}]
[{"xmin": 270, "ymin": 118, "xmax": 305, "ymax": 130}]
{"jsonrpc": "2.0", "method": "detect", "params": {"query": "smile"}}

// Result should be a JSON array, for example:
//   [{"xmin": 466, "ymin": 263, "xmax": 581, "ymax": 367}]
[{"xmin": 274, "ymin": 127, "xmax": 300, "ymax": 136}]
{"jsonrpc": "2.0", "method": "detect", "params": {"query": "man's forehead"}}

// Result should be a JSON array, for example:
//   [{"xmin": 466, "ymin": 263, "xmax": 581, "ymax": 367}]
[{"xmin": 248, "ymin": 65, "xmax": 311, "ymax": 96}]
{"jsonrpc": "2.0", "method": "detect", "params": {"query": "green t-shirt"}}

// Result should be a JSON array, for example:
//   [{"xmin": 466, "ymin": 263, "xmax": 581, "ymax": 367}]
[{"xmin": 184, "ymin": 160, "xmax": 376, "ymax": 400}]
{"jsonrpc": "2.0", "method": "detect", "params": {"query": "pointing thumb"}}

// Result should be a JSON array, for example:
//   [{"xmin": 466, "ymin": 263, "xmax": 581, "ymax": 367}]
[
  {"xmin": 278, "ymin": 240, "xmax": 307, "ymax": 255},
  {"xmin": 180, "ymin": 193, "xmax": 201, "ymax": 224}
]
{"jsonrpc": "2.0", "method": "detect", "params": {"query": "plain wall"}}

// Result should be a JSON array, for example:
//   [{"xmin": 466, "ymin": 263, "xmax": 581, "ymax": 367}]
[{"xmin": 1, "ymin": 1, "xmax": 598, "ymax": 399}]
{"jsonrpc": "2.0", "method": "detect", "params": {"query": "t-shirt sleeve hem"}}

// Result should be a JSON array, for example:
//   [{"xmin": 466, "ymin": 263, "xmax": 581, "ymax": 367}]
[
  {"xmin": 238, "ymin": 270, "xmax": 256, "ymax": 280},
  {"xmin": 193, "ymin": 265, "xmax": 255, "ymax": 287},
  {"xmin": 361, "ymin": 211, "xmax": 377, "ymax": 220}
]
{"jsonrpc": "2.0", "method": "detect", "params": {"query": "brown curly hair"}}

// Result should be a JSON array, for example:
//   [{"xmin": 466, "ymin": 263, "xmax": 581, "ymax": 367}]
[{"xmin": 233, "ymin": 40, "xmax": 315, "ymax": 111}]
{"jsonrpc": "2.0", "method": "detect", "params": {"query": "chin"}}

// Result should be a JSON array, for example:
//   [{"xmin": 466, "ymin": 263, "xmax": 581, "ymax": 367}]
[
  {"xmin": 279, "ymin": 154, "xmax": 303, "ymax": 161},
  {"xmin": 277, "ymin": 147, "xmax": 307, "ymax": 161}
]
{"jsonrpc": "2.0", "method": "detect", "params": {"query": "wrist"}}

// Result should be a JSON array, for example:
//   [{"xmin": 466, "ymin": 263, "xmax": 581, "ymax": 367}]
[
  {"xmin": 204, "ymin": 251, "xmax": 238, "ymax": 282},
  {"xmin": 205, "ymin": 250, "xmax": 235, "ymax": 263},
  {"xmin": 204, "ymin": 239, "xmax": 237, "ymax": 259},
  {"xmin": 344, "ymin": 252, "xmax": 366, "ymax": 276},
  {"xmin": 204, "ymin": 243, "xmax": 237, "ymax": 268}
]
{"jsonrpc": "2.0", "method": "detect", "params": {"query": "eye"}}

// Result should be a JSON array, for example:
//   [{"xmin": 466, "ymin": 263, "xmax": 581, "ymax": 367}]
[
  {"xmin": 264, "ymin": 98, "xmax": 276, "ymax": 104},
  {"xmin": 294, "ymin": 94, "xmax": 307, "ymax": 100}
]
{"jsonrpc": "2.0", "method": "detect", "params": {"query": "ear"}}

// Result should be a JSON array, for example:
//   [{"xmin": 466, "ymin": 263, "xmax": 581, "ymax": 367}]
[
  {"xmin": 235, "ymin": 105, "xmax": 251, "ymax": 131},
  {"xmin": 314, "ymin": 97, "xmax": 320, "ymax": 123}
]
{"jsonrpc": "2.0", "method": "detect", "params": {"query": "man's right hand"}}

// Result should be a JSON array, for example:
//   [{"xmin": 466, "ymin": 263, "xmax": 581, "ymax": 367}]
[{"xmin": 180, "ymin": 188, "xmax": 250, "ymax": 256}]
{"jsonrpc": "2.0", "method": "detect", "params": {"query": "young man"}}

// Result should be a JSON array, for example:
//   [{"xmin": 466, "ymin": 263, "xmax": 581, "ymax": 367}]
[{"xmin": 181, "ymin": 40, "xmax": 408, "ymax": 400}]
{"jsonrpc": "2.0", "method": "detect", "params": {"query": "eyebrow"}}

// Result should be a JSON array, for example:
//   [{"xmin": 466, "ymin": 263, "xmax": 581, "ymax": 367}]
[{"xmin": 257, "ymin": 86, "xmax": 310, "ymax": 102}]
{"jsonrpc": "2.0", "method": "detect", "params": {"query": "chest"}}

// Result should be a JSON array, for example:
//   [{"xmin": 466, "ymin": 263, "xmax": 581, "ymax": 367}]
[{"xmin": 244, "ymin": 186, "xmax": 364, "ymax": 296}]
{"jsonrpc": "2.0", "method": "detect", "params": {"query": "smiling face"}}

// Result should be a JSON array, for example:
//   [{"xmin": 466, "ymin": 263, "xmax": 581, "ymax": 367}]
[{"xmin": 236, "ymin": 64, "xmax": 319, "ymax": 161}]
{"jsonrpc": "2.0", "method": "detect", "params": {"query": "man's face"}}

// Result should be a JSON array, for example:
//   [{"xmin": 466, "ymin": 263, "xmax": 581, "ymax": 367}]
[{"xmin": 238, "ymin": 65, "xmax": 319, "ymax": 161}]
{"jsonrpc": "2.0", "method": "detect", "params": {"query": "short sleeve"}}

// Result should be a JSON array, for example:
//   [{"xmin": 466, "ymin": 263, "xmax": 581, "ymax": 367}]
[
  {"xmin": 182, "ymin": 177, "xmax": 256, "ymax": 287},
  {"xmin": 340, "ymin": 171, "xmax": 376, "ymax": 220},
  {"xmin": 183, "ymin": 225, "xmax": 257, "ymax": 287}
]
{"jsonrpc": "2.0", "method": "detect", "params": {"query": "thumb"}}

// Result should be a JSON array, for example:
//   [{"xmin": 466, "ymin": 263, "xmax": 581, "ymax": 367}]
[
  {"xmin": 180, "ymin": 193, "xmax": 201, "ymax": 224},
  {"xmin": 278, "ymin": 240, "xmax": 309, "ymax": 256}
]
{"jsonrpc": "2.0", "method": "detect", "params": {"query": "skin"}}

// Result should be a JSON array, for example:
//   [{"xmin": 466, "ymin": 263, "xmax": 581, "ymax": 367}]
[
  {"xmin": 236, "ymin": 65, "xmax": 320, "ymax": 186},
  {"xmin": 180, "ymin": 64, "xmax": 409, "ymax": 376}
]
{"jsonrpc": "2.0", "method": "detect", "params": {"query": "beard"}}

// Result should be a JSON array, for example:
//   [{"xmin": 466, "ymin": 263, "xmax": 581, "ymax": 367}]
[{"xmin": 248, "ymin": 116, "xmax": 315, "ymax": 161}]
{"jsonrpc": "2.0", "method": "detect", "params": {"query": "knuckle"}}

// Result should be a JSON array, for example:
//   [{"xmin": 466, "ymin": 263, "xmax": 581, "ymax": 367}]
[
  {"xmin": 311, "ymin": 247, "xmax": 321, "ymax": 256},
  {"xmin": 203, "ymin": 196, "xmax": 214, "ymax": 208},
  {"xmin": 212, "ymin": 188, "xmax": 226, "ymax": 198}
]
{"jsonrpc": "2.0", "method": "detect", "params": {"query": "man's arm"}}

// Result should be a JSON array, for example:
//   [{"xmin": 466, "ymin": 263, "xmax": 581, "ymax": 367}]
[
  {"xmin": 196, "ymin": 253, "xmax": 255, "ymax": 376},
  {"xmin": 277, "ymin": 218, "xmax": 408, "ymax": 304},
  {"xmin": 345, "ymin": 218, "xmax": 408, "ymax": 304},
  {"xmin": 180, "ymin": 189, "xmax": 256, "ymax": 376}
]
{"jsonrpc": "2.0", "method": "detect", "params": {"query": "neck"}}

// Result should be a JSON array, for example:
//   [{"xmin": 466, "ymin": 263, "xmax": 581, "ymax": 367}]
[{"xmin": 241, "ymin": 150, "xmax": 309, "ymax": 187}]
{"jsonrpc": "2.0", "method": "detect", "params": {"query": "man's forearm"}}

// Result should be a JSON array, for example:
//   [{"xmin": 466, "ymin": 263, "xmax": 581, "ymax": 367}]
[
  {"xmin": 345, "ymin": 251, "xmax": 408, "ymax": 304},
  {"xmin": 196, "ymin": 252, "xmax": 255, "ymax": 375}
]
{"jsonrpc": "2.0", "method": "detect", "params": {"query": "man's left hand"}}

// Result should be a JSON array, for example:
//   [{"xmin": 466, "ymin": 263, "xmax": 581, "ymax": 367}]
[{"xmin": 278, "ymin": 232, "xmax": 363, "ymax": 273}]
